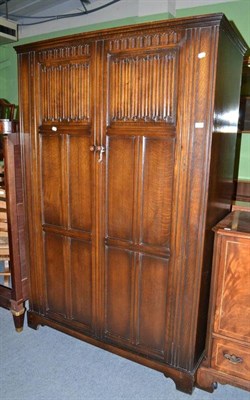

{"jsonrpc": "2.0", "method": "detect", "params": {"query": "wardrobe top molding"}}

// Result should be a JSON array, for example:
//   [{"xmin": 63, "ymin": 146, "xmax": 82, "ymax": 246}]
[{"xmin": 14, "ymin": 13, "xmax": 247, "ymax": 55}]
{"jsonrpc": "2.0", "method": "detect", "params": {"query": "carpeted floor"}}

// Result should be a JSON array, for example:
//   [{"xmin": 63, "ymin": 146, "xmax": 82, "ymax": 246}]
[{"xmin": 0, "ymin": 306, "xmax": 249, "ymax": 400}]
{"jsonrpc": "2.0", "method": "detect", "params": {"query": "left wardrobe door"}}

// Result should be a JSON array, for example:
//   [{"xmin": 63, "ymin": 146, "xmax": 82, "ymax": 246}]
[{"xmin": 23, "ymin": 43, "xmax": 97, "ymax": 335}]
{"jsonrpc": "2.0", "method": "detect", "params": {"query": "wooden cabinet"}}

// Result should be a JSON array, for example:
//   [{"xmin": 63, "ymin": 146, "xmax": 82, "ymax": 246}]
[
  {"xmin": 197, "ymin": 211, "xmax": 250, "ymax": 392},
  {"xmin": 15, "ymin": 13, "xmax": 247, "ymax": 394},
  {"xmin": 0, "ymin": 131, "xmax": 28, "ymax": 330}
]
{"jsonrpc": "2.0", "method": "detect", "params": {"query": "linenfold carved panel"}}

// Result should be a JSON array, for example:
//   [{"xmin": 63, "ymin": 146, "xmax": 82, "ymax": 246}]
[
  {"xmin": 39, "ymin": 61, "xmax": 90, "ymax": 123},
  {"xmin": 108, "ymin": 50, "xmax": 178, "ymax": 123}
]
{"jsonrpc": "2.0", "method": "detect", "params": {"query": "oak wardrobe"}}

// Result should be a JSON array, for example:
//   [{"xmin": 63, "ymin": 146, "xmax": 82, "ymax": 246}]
[{"xmin": 15, "ymin": 13, "xmax": 247, "ymax": 394}]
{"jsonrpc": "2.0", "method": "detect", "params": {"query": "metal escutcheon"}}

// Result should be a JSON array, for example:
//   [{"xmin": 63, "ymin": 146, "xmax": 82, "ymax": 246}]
[{"xmin": 223, "ymin": 353, "xmax": 243, "ymax": 364}]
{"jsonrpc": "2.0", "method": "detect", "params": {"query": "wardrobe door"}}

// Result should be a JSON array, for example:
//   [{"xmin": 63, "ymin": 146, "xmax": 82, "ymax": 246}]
[
  {"xmin": 101, "ymin": 34, "xmax": 180, "ymax": 360},
  {"xmin": 30, "ymin": 44, "xmax": 96, "ymax": 333}
]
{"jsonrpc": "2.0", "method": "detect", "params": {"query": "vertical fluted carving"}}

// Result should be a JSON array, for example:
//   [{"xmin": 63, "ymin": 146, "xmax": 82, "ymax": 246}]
[
  {"xmin": 40, "ymin": 62, "xmax": 90, "ymax": 122},
  {"xmin": 108, "ymin": 51, "xmax": 177, "ymax": 123}
]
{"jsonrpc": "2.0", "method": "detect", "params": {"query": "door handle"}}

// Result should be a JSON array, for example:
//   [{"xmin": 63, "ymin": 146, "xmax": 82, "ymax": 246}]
[
  {"xmin": 96, "ymin": 145, "xmax": 105, "ymax": 163},
  {"xmin": 89, "ymin": 145, "xmax": 105, "ymax": 163},
  {"xmin": 223, "ymin": 353, "xmax": 243, "ymax": 364}
]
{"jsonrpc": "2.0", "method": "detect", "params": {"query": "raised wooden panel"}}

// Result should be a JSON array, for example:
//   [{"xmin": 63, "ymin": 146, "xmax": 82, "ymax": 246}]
[
  {"xmin": 140, "ymin": 137, "xmax": 174, "ymax": 247},
  {"xmin": 214, "ymin": 237, "xmax": 250, "ymax": 342},
  {"xmin": 106, "ymin": 136, "xmax": 135, "ymax": 241},
  {"xmin": 69, "ymin": 135, "xmax": 92, "ymax": 232},
  {"xmin": 105, "ymin": 247, "xmax": 133, "ymax": 342},
  {"xmin": 39, "ymin": 60, "xmax": 90, "ymax": 123},
  {"xmin": 137, "ymin": 254, "xmax": 168, "ymax": 356},
  {"xmin": 44, "ymin": 232, "xmax": 66, "ymax": 316},
  {"xmin": 108, "ymin": 50, "xmax": 178, "ymax": 124},
  {"xmin": 70, "ymin": 239, "xmax": 92, "ymax": 328},
  {"xmin": 41, "ymin": 134, "xmax": 63, "ymax": 226}
]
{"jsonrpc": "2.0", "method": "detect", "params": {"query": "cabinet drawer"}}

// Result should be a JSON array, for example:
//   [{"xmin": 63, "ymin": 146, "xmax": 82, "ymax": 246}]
[{"xmin": 211, "ymin": 339, "xmax": 250, "ymax": 380}]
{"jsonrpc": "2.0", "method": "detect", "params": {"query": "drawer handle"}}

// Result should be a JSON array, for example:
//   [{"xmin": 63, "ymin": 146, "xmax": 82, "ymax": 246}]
[{"xmin": 223, "ymin": 353, "xmax": 243, "ymax": 364}]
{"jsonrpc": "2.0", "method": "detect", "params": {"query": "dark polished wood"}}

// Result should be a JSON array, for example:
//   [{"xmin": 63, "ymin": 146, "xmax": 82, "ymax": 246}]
[
  {"xmin": 236, "ymin": 180, "xmax": 250, "ymax": 202},
  {"xmin": 238, "ymin": 50, "xmax": 250, "ymax": 131},
  {"xmin": 197, "ymin": 211, "xmax": 250, "ymax": 392},
  {"xmin": 0, "ymin": 132, "xmax": 28, "ymax": 331},
  {"xmin": 0, "ymin": 98, "xmax": 16, "ymax": 121},
  {"xmin": 15, "ymin": 13, "xmax": 247, "ymax": 393}
]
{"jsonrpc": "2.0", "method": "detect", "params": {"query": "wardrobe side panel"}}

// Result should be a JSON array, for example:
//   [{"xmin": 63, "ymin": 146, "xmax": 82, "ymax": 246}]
[{"xmin": 197, "ymin": 29, "xmax": 245, "ymax": 363}]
